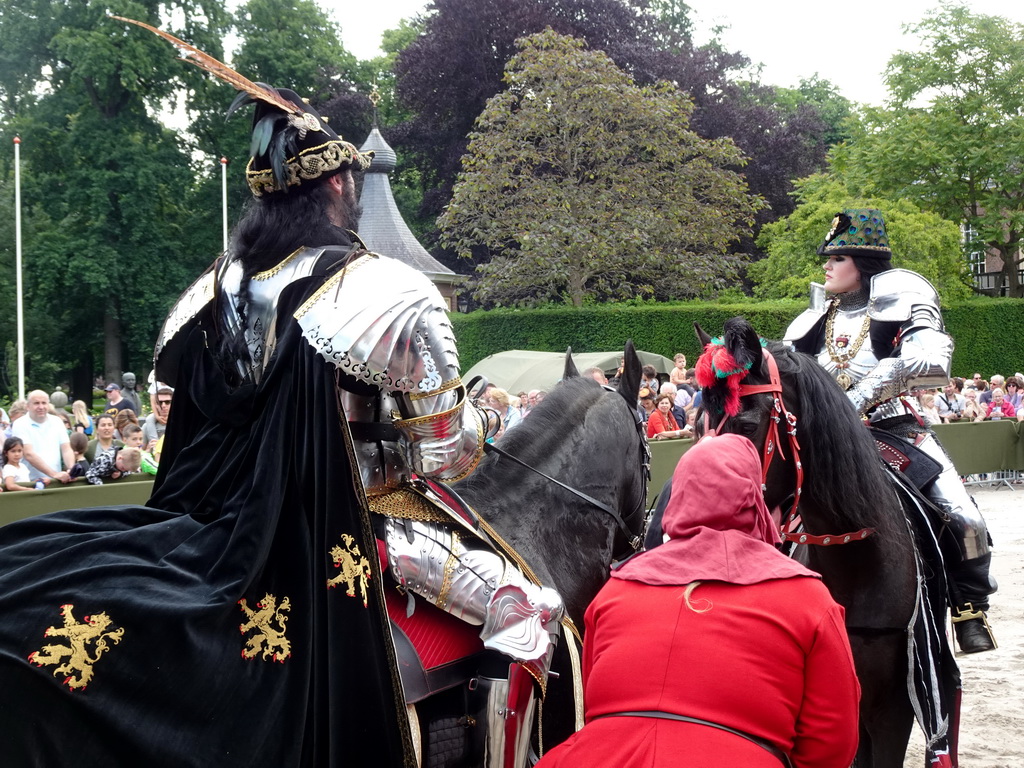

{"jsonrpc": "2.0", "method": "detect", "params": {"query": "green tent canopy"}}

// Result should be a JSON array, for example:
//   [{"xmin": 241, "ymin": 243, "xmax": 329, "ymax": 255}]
[{"xmin": 462, "ymin": 349, "xmax": 675, "ymax": 394}]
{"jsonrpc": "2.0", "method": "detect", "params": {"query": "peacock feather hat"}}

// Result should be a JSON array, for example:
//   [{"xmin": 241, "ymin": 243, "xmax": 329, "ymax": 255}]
[
  {"xmin": 111, "ymin": 16, "xmax": 372, "ymax": 198},
  {"xmin": 816, "ymin": 209, "xmax": 891, "ymax": 259}
]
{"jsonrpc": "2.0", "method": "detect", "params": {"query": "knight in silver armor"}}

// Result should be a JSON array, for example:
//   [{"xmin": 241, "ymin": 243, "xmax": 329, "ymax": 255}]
[
  {"xmin": 784, "ymin": 209, "xmax": 996, "ymax": 654},
  {"xmin": 155, "ymin": 81, "xmax": 561, "ymax": 766}
]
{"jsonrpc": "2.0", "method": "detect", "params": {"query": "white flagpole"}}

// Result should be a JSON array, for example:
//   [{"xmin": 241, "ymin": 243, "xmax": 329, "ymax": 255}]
[
  {"xmin": 14, "ymin": 136, "xmax": 25, "ymax": 400},
  {"xmin": 221, "ymin": 156, "xmax": 229, "ymax": 252}
]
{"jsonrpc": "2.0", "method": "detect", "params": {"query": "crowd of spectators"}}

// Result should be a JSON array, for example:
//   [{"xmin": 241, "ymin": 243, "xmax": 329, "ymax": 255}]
[
  {"xmin": 476, "ymin": 353, "xmax": 703, "ymax": 444},
  {"xmin": 921, "ymin": 372, "xmax": 1024, "ymax": 426},
  {"xmin": 472, "ymin": 354, "xmax": 1024, "ymax": 454},
  {"xmin": 10, "ymin": 362, "xmax": 1018, "ymax": 488},
  {"xmin": 0, "ymin": 372, "xmax": 172, "ymax": 492}
]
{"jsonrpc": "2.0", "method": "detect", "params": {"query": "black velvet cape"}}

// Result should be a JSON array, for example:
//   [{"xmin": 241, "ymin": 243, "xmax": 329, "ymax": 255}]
[{"xmin": 0, "ymin": 270, "xmax": 416, "ymax": 766}]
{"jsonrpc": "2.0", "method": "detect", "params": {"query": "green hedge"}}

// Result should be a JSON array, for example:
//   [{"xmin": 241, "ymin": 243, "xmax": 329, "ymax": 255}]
[
  {"xmin": 452, "ymin": 297, "xmax": 1024, "ymax": 377},
  {"xmin": 942, "ymin": 298, "xmax": 1024, "ymax": 377}
]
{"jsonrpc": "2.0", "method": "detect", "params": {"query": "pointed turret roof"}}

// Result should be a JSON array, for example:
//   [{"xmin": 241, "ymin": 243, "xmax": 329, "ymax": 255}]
[{"xmin": 357, "ymin": 128, "xmax": 455, "ymax": 281}]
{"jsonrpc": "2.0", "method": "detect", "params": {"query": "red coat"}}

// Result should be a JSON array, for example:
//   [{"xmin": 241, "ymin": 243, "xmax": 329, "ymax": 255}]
[
  {"xmin": 537, "ymin": 577, "xmax": 860, "ymax": 768},
  {"xmin": 646, "ymin": 409, "xmax": 679, "ymax": 438}
]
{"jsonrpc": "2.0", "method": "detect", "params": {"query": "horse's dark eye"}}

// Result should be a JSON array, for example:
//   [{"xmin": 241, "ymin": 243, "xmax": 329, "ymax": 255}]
[{"xmin": 738, "ymin": 422, "xmax": 759, "ymax": 436}]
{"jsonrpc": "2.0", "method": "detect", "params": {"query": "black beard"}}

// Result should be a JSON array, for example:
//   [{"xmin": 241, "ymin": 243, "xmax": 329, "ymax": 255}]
[{"xmin": 334, "ymin": 187, "xmax": 363, "ymax": 232}]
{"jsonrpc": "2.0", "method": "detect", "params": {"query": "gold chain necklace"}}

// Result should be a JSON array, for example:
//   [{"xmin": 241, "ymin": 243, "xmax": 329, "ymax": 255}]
[{"xmin": 824, "ymin": 299, "xmax": 871, "ymax": 390}]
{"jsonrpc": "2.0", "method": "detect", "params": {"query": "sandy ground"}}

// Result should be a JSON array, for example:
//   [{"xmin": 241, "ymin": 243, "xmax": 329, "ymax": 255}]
[{"xmin": 903, "ymin": 487, "xmax": 1024, "ymax": 768}]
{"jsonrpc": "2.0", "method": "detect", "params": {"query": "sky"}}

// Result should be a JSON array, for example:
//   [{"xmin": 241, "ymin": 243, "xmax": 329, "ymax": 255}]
[{"xmin": 338, "ymin": 0, "xmax": 1024, "ymax": 103}]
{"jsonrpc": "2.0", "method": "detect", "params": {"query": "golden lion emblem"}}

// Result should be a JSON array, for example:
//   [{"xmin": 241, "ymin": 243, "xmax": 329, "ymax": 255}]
[
  {"xmin": 327, "ymin": 533, "xmax": 372, "ymax": 607},
  {"xmin": 238, "ymin": 593, "xmax": 292, "ymax": 663},
  {"xmin": 28, "ymin": 603, "xmax": 125, "ymax": 691}
]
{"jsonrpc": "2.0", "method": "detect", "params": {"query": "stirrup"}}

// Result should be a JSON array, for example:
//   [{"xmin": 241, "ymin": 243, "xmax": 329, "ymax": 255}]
[{"xmin": 951, "ymin": 603, "xmax": 997, "ymax": 654}]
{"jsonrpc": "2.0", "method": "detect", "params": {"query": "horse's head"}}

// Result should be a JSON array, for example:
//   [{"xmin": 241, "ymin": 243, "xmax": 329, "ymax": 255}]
[
  {"xmin": 693, "ymin": 317, "xmax": 797, "ymax": 512},
  {"xmin": 694, "ymin": 317, "xmax": 775, "ymax": 441},
  {"xmin": 693, "ymin": 316, "xmax": 902, "ymax": 544},
  {"xmin": 561, "ymin": 340, "xmax": 643, "ymax": 412},
  {"xmin": 459, "ymin": 341, "xmax": 649, "ymax": 624},
  {"xmin": 559, "ymin": 340, "xmax": 648, "ymax": 556}
]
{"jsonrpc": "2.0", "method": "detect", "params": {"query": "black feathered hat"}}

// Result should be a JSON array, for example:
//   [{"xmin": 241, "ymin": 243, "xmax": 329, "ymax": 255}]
[
  {"xmin": 230, "ymin": 87, "xmax": 372, "ymax": 197},
  {"xmin": 111, "ymin": 16, "xmax": 372, "ymax": 198}
]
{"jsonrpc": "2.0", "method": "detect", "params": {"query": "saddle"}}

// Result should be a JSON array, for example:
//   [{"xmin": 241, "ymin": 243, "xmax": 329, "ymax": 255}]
[
  {"xmin": 377, "ymin": 540, "xmax": 484, "ymax": 703},
  {"xmin": 869, "ymin": 427, "xmax": 943, "ymax": 492}
]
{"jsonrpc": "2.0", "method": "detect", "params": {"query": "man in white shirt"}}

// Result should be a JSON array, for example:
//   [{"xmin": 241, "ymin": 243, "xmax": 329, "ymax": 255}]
[{"xmin": 11, "ymin": 390, "xmax": 74, "ymax": 483}]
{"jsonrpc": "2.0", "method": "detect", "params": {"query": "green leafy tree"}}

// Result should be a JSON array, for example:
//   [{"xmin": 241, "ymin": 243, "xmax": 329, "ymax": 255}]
[
  {"xmin": 234, "ymin": 0, "xmax": 355, "ymax": 103},
  {"xmin": 0, "ymin": 2, "xmax": 228, "ymax": 398},
  {"xmin": 750, "ymin": 174, "xmax": 972, "ymax": 301},
  {"xmin": 650, "ymin": 0, "xmax": 694, "ymax": 46},
  {"xmin": 833, "ymin": 4, "xmax": 1024, "ymax": 296},
  {"xmin": 772, "ymin": 76, "xmax": 854, "ymax": 148},
  {"xmin": 439, "ymin": 30, "xmax": 764, "ymax": 308}
]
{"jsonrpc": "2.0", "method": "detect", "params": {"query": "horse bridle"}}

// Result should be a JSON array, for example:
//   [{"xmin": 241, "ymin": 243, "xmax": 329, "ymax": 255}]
[
  {"xmin": 704, "ymin": 348, "xmax": 874, "ymax": 546},
  {"xmin": 483, "ymin": 385, "xmax": 649, "ymax": 557},
  {"xmin": 702, "ymin": 349, "xmax": 803, "ymax": 521}
]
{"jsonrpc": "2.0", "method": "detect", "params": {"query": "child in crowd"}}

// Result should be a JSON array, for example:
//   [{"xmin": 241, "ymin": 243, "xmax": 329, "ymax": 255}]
[
  {"xmin": 114, "ymin": 410, "xmax": 140, "ymax": 441},
  {"xmin": 121, "ymin": 424, "xmax": 145, "ymax": 449},
  {"xmin": 123, "ymin": 424, "xmax": 159, "ymax": 475},
  {"xmin": 3, "ymin": 437, "xmax": 46, "ymax": 491},
  {"xmin": 85, "ymin": 446, "xmax": 142, "ymax": 486},
  {"xmin": 669, "ymin": 353, "xmax": 688, "ymax": 389},
  {"xmin": 72, "ymin": 400, "xmax": 94, "ymax": 436},
  {"xmin": 918, "ymin": 391, "xmax": 942, "ymax": 427},
  {"xmin": 68, "ymin": 432, "xmax": 91, "ymax": 479}
]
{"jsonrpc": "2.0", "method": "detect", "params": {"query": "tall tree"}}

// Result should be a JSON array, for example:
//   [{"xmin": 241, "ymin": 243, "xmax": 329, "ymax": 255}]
[
  {"xmin": 749, "ymin": 174, "xmax": 971, "ymax": 301},
  {"xmin": 394, "ymin": 0, "xmax": 676, "ymax": 262},
  {"xmin": 439, "ymin": 30, "xmax": 763, "ymax": 308},
  {"xmin": 394, "ymin": 0, "xmax": 832, "ymax": 271},
  {"xmin": 0, "ymin": 2, "xmax": 228, "ymax": 397},
  {"xmin": 771, "ymin": 76, "xmax": 854, "ymax": 151},
  {"xmin": 834, "ymin": 4, "xmax": 1024, "ymax": 297}
]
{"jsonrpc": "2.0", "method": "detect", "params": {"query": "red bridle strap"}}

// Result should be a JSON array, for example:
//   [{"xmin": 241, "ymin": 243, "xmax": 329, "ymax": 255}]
[
  {"xmin": 702, "ymin": 348, "xmax": 873, "ymax": 546},
  {"xmin": 781, "ymin": 527, "xmax": 875, "ymax": 546},
  {"xmin": 736, "ymin": 350, "xmax": 804, "ymax": 526}
]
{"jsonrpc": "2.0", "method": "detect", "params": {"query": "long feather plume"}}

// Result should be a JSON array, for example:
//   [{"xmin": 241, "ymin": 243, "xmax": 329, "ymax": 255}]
[{"xmin": 109, "ymin": 15, "xmax": 301, "ymax": 117}]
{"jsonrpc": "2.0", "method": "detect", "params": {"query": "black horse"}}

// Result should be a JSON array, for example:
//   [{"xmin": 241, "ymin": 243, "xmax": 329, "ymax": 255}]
[
  {"xmin": 679, "ymin": 317, "xmax": 962, "ymax": 768},
  {"xmin": 412, "ymin": 342, "xmax": 648, "ymax": 763}
]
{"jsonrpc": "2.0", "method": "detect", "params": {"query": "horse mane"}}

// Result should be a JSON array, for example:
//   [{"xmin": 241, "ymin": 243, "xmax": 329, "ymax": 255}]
[{"xmin": 764, "ymin": 340, "xmax": 900, "ymax": 539}]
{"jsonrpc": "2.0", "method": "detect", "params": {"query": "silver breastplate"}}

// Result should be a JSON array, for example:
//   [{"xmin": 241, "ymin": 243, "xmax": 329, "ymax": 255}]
[
  {"xmin": 218, "ymin": 247, "xmax": 335, "ymax": 384},
  {"xmin": 816, "ymin": 297, "xmax": 917, "ymax": 422}
]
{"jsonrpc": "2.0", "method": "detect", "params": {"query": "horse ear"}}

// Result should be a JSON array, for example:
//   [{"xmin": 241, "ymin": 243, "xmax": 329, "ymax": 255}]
[
  {"xmin": 694, "ymin": 323, "xmax": 712, "ymax": 348},
  {"xmin": 618, "ymin": 340, "xmax": 642, "ymax": 405},
  {"xmin": 563, "ymin": 347, "xmax": 579, "ymax": 380},
  {"xmin": 723, "ymin": 316, "xmax": 764, "ymax": 379}
]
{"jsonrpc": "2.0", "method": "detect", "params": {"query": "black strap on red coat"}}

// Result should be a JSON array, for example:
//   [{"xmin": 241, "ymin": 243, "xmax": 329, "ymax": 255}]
[{"xmin": 593, "ymin": 710, "xmax": 794, "ymax": 768}]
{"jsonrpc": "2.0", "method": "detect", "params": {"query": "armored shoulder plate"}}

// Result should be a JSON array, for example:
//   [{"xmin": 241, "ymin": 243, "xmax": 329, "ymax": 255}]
[
  {"xmin": 783, "ymin": 282, "xmax": 828, "ymax": 344},
  {"xmin": 868, "ymin": 269, "xmax": 940, "ymax": 323},
  {"xmin": 294, "ymin": 253, "xmax": 458, "ymax": 393},
  {"xmin": 153, "ymin": 264, "xmax": 217, "ymax": 382}
]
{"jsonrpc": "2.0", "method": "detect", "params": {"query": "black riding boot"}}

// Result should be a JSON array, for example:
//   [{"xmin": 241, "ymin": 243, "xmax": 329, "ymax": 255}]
[{"xmin": 950, "ymin": 553, "xmax": 997, "ymax": 654}]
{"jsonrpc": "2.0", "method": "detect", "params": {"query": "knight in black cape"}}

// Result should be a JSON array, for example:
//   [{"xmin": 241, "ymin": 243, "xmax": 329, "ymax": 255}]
[{"xmin": 0, "ymin": 19, "xmax": 564, "ymax": 768}]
